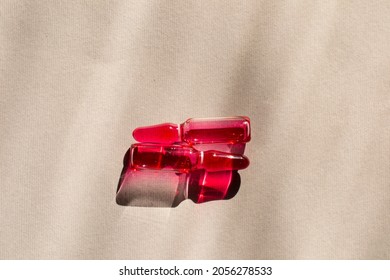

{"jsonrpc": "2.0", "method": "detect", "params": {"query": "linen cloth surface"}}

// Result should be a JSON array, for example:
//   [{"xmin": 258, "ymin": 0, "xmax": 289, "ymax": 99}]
[{"xmin": 0, "ymin": 1, "xmax": 389, "ymax": 259}]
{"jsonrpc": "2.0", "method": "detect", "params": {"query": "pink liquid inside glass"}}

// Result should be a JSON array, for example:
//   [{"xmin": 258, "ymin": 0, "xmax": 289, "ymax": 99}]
[
  {"xmin": 130, "ymin": 143, "xmax": 249, "ymax": 172},
  {"xmin": 187, "ymin": 170, "xmax": 239, "ymax": 203},
  {"xmin": 116, "ymin": 164, "xmax": 240, "ymax": 206},
  {"xmin": 116, "ymin": 149, "xmax": 241, "ymax": 207},
  {"xmin": 132, "ymin": 123, "xmax": 180, "ymax": 143},
  {"xmin": 133, "ymin": 116, "xmax": 250, "ymax": 144},
  {"xmin": 117, "ymin": 116, "xmax": 249, "ymax": 207}
]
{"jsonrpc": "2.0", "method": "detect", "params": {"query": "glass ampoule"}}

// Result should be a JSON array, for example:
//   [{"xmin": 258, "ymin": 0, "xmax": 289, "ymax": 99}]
[
  {"xmin": 116, "ymin": 168, "xmax": 241, "ymax": 207},
  {"xmin": 132, "ymin": 116, "xmax": 251, "ymax": 144},
  {"xmin": 130, "ymin": 143, "xmax": 249, "ymax": 172}
]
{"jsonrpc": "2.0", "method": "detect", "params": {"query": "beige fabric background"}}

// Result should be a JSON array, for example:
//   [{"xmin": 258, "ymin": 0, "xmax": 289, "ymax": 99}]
[{"xmin": 1, "ymin": 1, "xmax": 389, "ymax": 259}]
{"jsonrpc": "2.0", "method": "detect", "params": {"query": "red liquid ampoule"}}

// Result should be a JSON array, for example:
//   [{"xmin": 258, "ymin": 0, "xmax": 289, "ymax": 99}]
[
  {"xmin": 116, "ymin": 168, "xmax": 241, "ymax": 207},
  {"xmin": 187, "ymin": 169, "xmax": 241, "ymax": 204},
  {"xmin": 130, "ymin": 143, "xmax": 249, "ymax": 172},
  {"xmin": 132, "ymin": 116, "xmax": 251, "ymax": 144}
]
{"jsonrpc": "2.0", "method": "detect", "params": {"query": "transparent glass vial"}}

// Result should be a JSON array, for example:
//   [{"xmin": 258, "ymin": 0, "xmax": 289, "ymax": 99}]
[
  {"xmin": 132, "ymin": 116, "xmax": 251, "ymax": 144},
  {"xmin": 130, "ymin": 143, "xmax": 249, "ymax": 172},
  {"xmin": 116, "ymin": 169, "xmax": 241, "ymax": 207}
]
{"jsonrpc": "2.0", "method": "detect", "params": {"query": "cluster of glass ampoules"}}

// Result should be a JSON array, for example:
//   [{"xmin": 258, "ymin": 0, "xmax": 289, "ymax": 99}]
[{"xmin": 116, "ymin": 116, "xmax": 251, "ymax": 207}]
